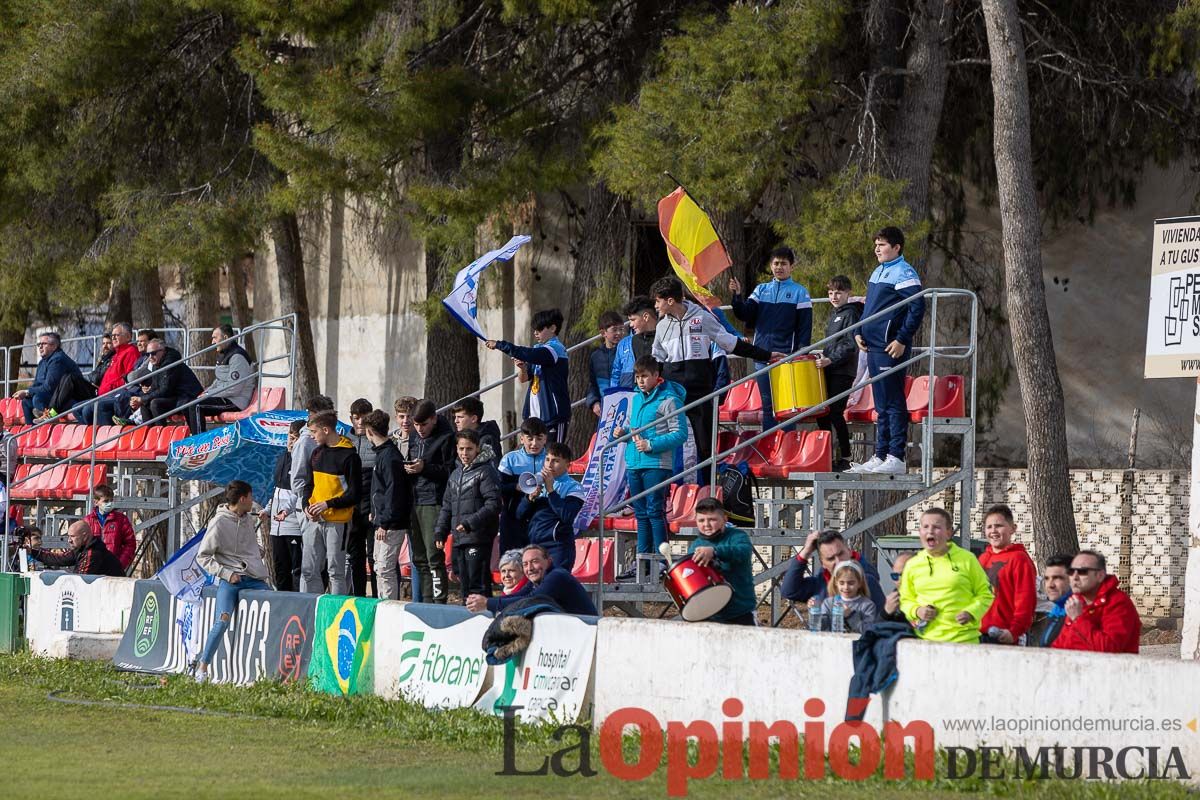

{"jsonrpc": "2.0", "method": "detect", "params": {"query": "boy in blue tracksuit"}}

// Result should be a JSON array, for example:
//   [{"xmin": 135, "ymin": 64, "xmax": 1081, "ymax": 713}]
[
  {"xmin": 585, "ymin": 311, "xmax": 625, "ymax": 417},
  {"xmin": 516, "ymin": 441, "xmax": 585, "ymax": 571},
  {"xmin": 497, "ymin": 417, "xmax": 548, "ymax": 551},
  {"xmin": 728, "ymin": 246, "xmax": 813, "ymax": 429},
  {"xmin": 487, "ymin": 308, "xmax": 571, "ymax": 442},
  {"xmin": 850, "ymin": 226, "xmax": 925, "ymax": 475},
  {"xmin": 613, "ymin": 356, "xmax": 689, "ymax": 579}
]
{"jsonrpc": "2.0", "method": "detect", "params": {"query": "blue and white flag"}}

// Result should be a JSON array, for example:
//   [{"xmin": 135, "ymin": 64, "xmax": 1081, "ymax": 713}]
[
  {"xmin": 442, "ymin": 235, "xmax": 532, "ymax": 340},
  {"xmin": 575, "ymin": 388, "xmax": 635, "ymax": 531},
  {"xmin": 157, "ymin": 529, "xmax": 213, "ymax": 603}
]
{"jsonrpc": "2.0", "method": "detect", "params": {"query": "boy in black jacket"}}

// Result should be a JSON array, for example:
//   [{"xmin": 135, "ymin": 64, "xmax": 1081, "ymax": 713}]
[
  {"xmin": 435, "ymin": 430, "xmax": 503, "ymax": 602},
  {"xmin": 406, "ymin": 399, "xmax": 455, "ymax": 603},
  {"xmin": 815, "ymin": 275, "xmax": 863, "ymax": 471},
  {"xmin": 365, "ymin": 409, "xmax": 412, "ymax": 601}
]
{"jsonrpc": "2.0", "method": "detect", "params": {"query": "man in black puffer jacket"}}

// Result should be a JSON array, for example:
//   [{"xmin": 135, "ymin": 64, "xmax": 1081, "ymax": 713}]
[{"xmin": 435, "ymin": 429, "xmax": 502, "ymax": 602}]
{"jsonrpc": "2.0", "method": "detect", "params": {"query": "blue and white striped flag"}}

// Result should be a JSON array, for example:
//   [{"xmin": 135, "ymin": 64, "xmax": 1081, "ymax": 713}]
[
  {"xmin": 442, "ymin": 235, "xmax": 532, "ymax": 340},
  {"xmin": 157, "ymin": 529, "xmax": 213, "ymax": 603}
]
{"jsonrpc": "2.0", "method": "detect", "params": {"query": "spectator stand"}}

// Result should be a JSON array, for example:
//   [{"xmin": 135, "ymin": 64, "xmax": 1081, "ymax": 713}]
[
  {"xmin": 592, "ymin": 288, "xmax": 979, "ymax": 626},
  {"xmin": 0, "ymin": 314, "xmax": 300, "ymax": 575}
]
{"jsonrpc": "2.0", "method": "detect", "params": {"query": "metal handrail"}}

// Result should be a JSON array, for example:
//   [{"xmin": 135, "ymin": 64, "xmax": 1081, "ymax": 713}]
[
  {"xmin": 591, "ymin": 287, "xmax": 979, "ymax": 611},
  {"xmin": 2, "ymin": 328, "xmax": 194, "ymax": 397}
]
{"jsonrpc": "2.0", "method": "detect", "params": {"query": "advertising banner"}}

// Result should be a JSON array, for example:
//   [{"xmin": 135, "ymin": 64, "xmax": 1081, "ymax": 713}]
[
  {"xmin": 113, "ymin": 580, "xmax": 317, "ymax": 684},
  {"xmin": 26, "ymin": 572, "xmax": 134, "ymax": 654},
  {"xmin": 475, "ymin": 613, "xmax": 597, "ymax": 723},
  {"xmin": 308, "ymin": 595, "xmax": 380, "ymax": 695},
  {"xmin": 374, "ymin": 602, "xmax": 493, "ymax": 708},
  {"xmin": 576, "ymin": 388, "xmax": 634, "ymax": 530},
  {"xmin": 1145, "ymin": 215, "xmax": 1200, "ymax": 378}
]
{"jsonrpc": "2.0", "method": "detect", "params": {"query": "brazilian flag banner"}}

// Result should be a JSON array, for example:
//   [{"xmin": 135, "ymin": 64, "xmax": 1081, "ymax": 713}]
[{"xmin": 308, "ymin": 595, "xmax": 380, "ymax": 695}]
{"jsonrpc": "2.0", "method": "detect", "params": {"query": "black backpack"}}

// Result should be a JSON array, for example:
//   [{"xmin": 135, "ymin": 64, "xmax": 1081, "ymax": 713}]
[{"xmin": 717, "ymin": 463, "xmax": 757, "ymax": 524}]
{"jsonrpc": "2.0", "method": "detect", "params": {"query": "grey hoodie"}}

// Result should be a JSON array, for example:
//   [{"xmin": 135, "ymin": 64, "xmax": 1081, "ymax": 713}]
[{"xmin": 197, "ymin": 506, "xmax": 272, "ymax": 584}]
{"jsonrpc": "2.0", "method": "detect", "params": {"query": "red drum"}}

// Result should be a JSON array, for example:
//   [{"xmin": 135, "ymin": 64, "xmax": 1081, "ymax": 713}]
[{"xmin": 662, "ymin": 556, "xmax": 733, "ymax": 622}]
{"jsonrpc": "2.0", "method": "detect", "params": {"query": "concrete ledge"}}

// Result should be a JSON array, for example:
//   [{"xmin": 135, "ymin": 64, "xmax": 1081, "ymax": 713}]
[{"xmin": 45, "ymin": 633, "xmax": 123, "ymax": 662}]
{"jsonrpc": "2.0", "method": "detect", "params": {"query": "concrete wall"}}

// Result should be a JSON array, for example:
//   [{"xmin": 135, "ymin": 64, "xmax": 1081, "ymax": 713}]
[{"xmin": 597, "ymin": 617, "xmax": 1200, "ymax": 781}]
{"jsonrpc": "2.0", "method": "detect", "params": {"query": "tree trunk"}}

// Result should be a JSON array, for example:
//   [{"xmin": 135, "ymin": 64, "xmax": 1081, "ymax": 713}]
[
  {"xmin": 422, "ymin": 243, "xmax": 480, "ymax": 407},
  {"xmin": 981, "ymin": 0, "xmax": 1079, "ymax": 558},
  {"xmin": 227, "ymin": 254, "xmax": 257, "ymax": 363},
  {"xmin": 565, "ymin": 182, "xmax": 632, "ymax": 456},
  {"xmin": 130, "ymin": 268, "xmax": 165, "ymax": 331},
  {"xmin": 105, "ymin": 278, "xmax": 132, "ymax": 329},
  {"xmin": 182, "ymin": 267, "xmax": 219, "ymax": 388},
  {"xmin": 272, "ymin": 212, "xmax": 321, "ymax": 407}
]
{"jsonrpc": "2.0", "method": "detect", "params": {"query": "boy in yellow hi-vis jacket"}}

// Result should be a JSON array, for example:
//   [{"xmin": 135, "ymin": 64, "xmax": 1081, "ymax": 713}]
[{"xmin": 299, "ymin": 410, "xmax": 362, "ymax": 595}]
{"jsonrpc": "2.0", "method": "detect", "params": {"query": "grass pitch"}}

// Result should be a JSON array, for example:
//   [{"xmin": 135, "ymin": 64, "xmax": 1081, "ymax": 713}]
[{"xmin": 0, "ymin": 653, "xmax": 1192, "ymax": 799}]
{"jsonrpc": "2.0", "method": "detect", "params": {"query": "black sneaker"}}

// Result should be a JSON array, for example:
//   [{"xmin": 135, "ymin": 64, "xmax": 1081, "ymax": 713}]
[
  {"xmin": 616, "ymin": 565, "xmax": 636, "ymax": 581},
  {"xmin": 833, "ymin": 459, "xmax": 851, "ymax": 472}
]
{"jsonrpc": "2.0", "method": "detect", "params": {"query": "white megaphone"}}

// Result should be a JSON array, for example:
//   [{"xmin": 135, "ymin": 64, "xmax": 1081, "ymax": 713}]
[{"xmin": 517, "ymin": 472, "xmax": 542, "ymax": 495}]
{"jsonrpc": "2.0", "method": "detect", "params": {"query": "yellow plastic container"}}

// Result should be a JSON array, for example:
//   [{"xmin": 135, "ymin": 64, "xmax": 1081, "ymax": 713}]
[{"xmin": 768, "ymin": 355, "xmax": 827, "ymax": 419}]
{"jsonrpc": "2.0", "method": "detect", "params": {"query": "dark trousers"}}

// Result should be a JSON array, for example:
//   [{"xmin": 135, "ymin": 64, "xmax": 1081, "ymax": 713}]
[
  {"xmin": 148, "ymin": 396, "xmax": 196, "ymax": 425},
  {"xmin": 542, "ymin": 538, "xmax": 576, "ymax": 573},
  {"xmin": 683, "ymin": 387, "xmax": 715, "ymax": 485},
  {"xmin": 46, "ymin": 373, "xmax": 95, "ymax": 419},
  {"xmin": 866, "ymin": 350, "xmax": 908, "ymax": 459},
  {"xmin": 410, "ymin": 504, "xmax": 448, "ymax": 603},
  {"xmin": 453, "ymin": 543, "xmax": 492, "ymax": 600},
  {"xmin": 546, "ymin": 421, "xmax": 568, "ymax": 444},
  {"xmin": 188, "ymin": 397, "xmax": 240, "ymax": 434},
  {"xmin": 722, "ymin": 612, "xmax": 757, "ymax": 626},
  {"xmin": 270, "ymin": 534, "xmax": 303, "ymax": 592},
  {"xmin": 817, "ymin": 372, "xmax": 854, "ymax": 461},
  {"xmin": 346, "ymin": 511, "xmax": 376, "ymax": 598}
]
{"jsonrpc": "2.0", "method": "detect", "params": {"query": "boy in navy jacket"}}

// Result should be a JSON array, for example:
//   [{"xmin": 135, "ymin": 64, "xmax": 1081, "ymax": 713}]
[
  {"xmin": 487, "ymin": 308, "xmax": 571, "ymax": 443},
  {"xmin": 516, "ymin": 441, "xmax": 585, "ymax": 572},
  {"xmin": 729, "ymin": 246, "xmax": 812, "ymax": 429},
  {"xmin": 851, "ymin": 227, "xmax": 925, "ymax": 475}
]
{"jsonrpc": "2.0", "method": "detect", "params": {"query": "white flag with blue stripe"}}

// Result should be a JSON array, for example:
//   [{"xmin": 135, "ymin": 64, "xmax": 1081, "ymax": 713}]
[
  {"xmin": 157, "ymin": 529, "xmax": 213, "ymax": 603},
  {"xmin": 442, "ymin": 235, "xmax": 532, "ymax": 340}
]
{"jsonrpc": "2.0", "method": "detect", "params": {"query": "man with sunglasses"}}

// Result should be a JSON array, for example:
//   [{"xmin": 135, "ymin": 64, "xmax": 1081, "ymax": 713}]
[
  {"xmin": 134, "ymin": 339, "xmax": 203, "ymax": 430},
  {"xmin": 1052, "ymin": 550, "xmax": 1141, "ymax": 654}
]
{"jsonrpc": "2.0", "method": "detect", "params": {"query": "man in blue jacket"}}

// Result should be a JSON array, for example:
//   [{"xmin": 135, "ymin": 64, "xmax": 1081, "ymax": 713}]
[
  {"xmin": 467, "ymin": 544, "xmax": 598, "ymax": 616},
  {"xmin": 781, "ymin": 529, "xmax": 887, "ymax": 611},
  {"xmin": 13, "ymin": 332, "xmax": 82, "ymax": 423},
  {"xmin": 729, "ymin": 246, "xmax": 812, "ymax": 430},
  {"xmin": 851, "ymin": 227, "xmax": 925, "ymax": 475},
  {"xmin": 516, "ymin": 441, "xmax": 585, "ymax": 571},
  {"xmin": 487, "ymin": 308, "xmax": 571, "ymax": 443}
]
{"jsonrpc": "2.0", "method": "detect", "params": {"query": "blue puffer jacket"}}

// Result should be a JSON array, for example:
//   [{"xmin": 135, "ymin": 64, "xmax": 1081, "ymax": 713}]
[
  {"xmin": 624, "ymin": 379, "xmax": 689, "ymax": 471},
  {"xmin": 860, "ymin": 255, "xmax": 925, "ymax": 350},
  {"xmin": 731, "ymin": 278, "xmax": 813, "ymax": 354}
]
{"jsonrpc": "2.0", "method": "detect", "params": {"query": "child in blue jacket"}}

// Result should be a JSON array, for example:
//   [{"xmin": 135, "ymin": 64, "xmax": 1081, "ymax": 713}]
[
  {"xmin": 487, "ymin": 308, "xmax": 571, "ymax": 442},
  {"xmin": 728, "ymin": 246, "xmax": 813, "ymax": 430},
  {"xmin": 613, "ymin": 356, "xmax": 689, "ymax": 579}
]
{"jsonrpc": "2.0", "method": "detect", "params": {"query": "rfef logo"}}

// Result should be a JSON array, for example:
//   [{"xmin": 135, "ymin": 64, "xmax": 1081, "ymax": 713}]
[
  {"xmin": 277, "ymin": 614, "xmax": 307, "ymax": 683},
  {"xmin": 133, "ymin": 591, "xmax": 160, "ymax": 658}
]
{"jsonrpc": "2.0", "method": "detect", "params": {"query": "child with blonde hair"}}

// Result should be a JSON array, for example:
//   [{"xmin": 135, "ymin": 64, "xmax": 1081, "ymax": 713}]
[{"xmin": 814, "ymin": 559, "xmax": 879, "ymax": 632}]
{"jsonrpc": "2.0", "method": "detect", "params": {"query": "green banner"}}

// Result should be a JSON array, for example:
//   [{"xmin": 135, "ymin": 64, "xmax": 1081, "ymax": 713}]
[{"xmin": 308, "ymin": 595, "xmax": 380, "ymax": 695}]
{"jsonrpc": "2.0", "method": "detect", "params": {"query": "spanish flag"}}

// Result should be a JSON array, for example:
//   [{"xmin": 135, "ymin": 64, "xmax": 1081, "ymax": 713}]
[{"xmin": 657, "ymin": 186, "xmax": 731, "ymax": 309}]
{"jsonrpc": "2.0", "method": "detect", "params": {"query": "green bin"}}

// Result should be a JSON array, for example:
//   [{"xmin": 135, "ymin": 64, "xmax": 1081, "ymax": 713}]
[{"xmin": 0, "ymin": 572, "xmax": 30, "ymax": 654}]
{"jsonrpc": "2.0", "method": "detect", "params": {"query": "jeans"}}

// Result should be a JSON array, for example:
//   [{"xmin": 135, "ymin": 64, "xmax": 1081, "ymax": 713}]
[
  {"xmin": 627, "ymin": 467, "xmax": 672, "ymax": 555},
  {"xmin": 79, "ymin": 396, "xmax": 117, "ymax": 425},
  {"xmin": 373, "ymin": 528, "xmax": 405, "ymax": 600},
  {"xmin": 200, "ymin": 576, "xmax": 271, "ymax": 665},
  {"xmin": 300, "ymin": 519, "xmax": 348, "ymax": 594},
  {"xmin": 866, "ymin": 350, "xmax": 908, "ymax": 459}
]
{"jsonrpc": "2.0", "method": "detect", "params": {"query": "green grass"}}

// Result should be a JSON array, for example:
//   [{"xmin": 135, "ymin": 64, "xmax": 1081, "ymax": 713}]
[{"xmin": 0, "ymin": 653, "xmax": 1194, "ymax": 799}]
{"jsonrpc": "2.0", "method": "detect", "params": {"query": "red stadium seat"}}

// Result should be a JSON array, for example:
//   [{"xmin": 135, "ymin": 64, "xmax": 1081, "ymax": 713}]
[
  {"xmin": 573, "ymin": 538, "xmax": 614, "ymax": 584},
  {"xmin": 217, "ymin": 385, "xmax": 285, "ymax": 423},
  {"xmin": 740, "ymin": 431, "xmax": 781, "ymax": 474},
  {"xmin": 399, "ymin": 535, "xmax": 412, "ymax": 579},
  {"xmin": 158, "ymin": 425, "xmax": 190, "ymax": 457},
  {"xmin": 751, "ymin": 430, "xmax": 805, "ymax": 479},
  {"xmin": 26, "ymin": 424, "xmax": 65, "ymax": 458},
  {"xmin": 908, "ymin": 375, "xmax": 966, "ymax": 421},
  {"xmin": 114, "ymin": 427, "xmax": 149, "ymax": 460},
  {"xmin": 718, "ymin": 379, "xmax": 757, "ymax": 424},
  {"xmin": 736, "ymin": 381, "xmax": 764, "ymax": 426},
  {"xmin": 8, "ymin": 503, "xmax": 25, "ymax": 527},
  {"xmin": 569, "ymin": 432, "xmax": 596, "ymax": 475},
  {"xmin": 569, "ymin": 539, "xmax": 594, "ymax": 579},
  {"xmin": 35, "ymin": 465, "xmax": 68, "ymax": 499},
  {"xmin": 8, "ymin": 464, "xmax": 34, "ymax": 500},
  {"xmin": 18, "ymin": 424, "xmax": 52, "ymax": 458},
  {"xmin": 92, "ymin": 425, "xmax": 124, "ymax": 459},
  {"xmin": 670, "ymin": 485, "xmax": 724, "ymax": 533},
  {"xmin": 53, "ymin": 425, "xmax": 85, "ymax": 459}
]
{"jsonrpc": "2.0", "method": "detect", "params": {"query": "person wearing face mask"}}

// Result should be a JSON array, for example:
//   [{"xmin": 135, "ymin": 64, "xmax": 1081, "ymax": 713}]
[{"xmin": 84, "ymin": 484, "xmax": 135, "ymax": 571}]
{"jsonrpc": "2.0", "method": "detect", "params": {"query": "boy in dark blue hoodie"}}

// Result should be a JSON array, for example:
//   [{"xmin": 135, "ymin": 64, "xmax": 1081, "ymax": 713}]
[
  {"xmin": 851, "ymin": 227, "xmax": 925, "ymax": 475},
  {"xmin": 516, "ymin": 441, "xmax": 585, "ymax": 571},
  {"xmin": 487, "ymin": 308, "xmax": 571, "ymax": 443}
]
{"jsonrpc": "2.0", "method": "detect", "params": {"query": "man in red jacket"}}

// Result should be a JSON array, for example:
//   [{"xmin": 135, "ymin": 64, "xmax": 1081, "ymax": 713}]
[
  {"xmin": 978, "ymin": 504, "xmax": 1036, "ymax": 644},
  {"xmin": 81, "ymin": 322, "xmax": 139, "ymax": 424},
  {"xmin": 1053, "ymin": 550, "xmax": 1141, "ymax": 654},
  {"xmin": 84, "ymin": 484, "xmax": 136, "ymax": 571}
]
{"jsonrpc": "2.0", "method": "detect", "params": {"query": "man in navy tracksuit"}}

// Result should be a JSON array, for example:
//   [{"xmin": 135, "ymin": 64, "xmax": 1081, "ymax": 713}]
[
  {"xmin": 851, "ymin": 227, "xmax": 925, "ymax": 475},
  {"xmin": 487, "ymin": 308, "xmax": 571, "ymax": 443},
  {"xmin": 729, "ymin": 246, "xmax": 813, "ymax": 430}
]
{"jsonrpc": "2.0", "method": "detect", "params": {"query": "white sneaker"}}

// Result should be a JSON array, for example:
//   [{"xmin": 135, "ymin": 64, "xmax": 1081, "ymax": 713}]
[
  {"xmin": 848, "ymin": 456, "xmax": 884, "ymax": 473},
  {"xmin": 872, "ymin": 455, "xmax": 907, "ymax": 475},
  {"xmin": 193, "ymin": 667, "xmax": 210, "ymax": 684}
]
